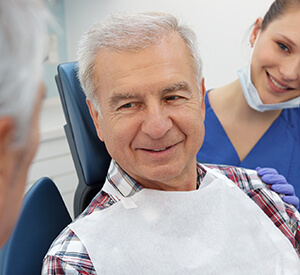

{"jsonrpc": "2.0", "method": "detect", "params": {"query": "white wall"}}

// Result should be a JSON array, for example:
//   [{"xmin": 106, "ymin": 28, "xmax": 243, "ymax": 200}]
[{"xmin": 63, "ymin": 0, "xmax": 273, "ymax": 89}]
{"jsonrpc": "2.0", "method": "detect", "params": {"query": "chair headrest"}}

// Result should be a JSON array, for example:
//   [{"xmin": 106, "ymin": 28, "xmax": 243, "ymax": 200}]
[{"xmin": 58, "ymin": 62, "xmax": 111, "ymax": 187}]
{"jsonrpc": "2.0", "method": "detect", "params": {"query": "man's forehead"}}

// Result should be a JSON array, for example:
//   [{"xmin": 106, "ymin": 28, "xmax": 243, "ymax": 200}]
[
  {"xmin": 94, "ymin": 32, "xmax": 189, "ymax": 61},
  {"xmin": 93, "ymin": 34, "xmax": 196, "ymax": 97}
]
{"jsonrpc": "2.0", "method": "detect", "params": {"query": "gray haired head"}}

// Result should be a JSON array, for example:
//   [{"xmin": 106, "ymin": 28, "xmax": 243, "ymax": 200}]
[
  {"xmin": 77, "ymin": 12, "xmax": 203, "ymax": 109},
  {"xmin": 0, "ymin": 0, "xmax": 48, "ymax": 147}
]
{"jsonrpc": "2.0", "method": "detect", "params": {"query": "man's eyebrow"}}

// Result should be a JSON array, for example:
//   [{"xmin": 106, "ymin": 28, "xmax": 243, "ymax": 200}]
[
  {"xmin": 108, "ymin": 82, "xmax": 191, "ymax": 107},
  {"xmin": 109, "ymin": 93, "xmax": 138, "ymax": 108},
  {"xmin": 162, "ymin": 81, "xmax": 191, "ymax": 94}
]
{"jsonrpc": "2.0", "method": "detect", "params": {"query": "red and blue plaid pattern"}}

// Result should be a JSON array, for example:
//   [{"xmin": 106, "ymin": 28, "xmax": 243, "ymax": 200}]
[{"xmin": 42, "ymin": 161, "xmax": 300, "ymax": 274}]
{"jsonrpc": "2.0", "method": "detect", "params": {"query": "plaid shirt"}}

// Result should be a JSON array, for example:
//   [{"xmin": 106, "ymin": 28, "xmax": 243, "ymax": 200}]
[{"xmin": 42, "ymin": 161, "xmax": 300, "ymax": 274}]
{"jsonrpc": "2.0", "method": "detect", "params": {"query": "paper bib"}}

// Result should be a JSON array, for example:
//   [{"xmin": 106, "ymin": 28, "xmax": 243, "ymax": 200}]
[{"xmin": 70, "ymin": 168, "xmax": 300, "ymax": 274}]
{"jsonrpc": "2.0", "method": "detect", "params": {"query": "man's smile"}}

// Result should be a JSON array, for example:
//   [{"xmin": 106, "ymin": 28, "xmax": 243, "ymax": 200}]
[
  {"xmin": 138, "ymin": 140, "xmax": 183, "ymax": 152},
  {"xmin": 146, "ymin": 147, "xmax": 169, "ymax": 152}
]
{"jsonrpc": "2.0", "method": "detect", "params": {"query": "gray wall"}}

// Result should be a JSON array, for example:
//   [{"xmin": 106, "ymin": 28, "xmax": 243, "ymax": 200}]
[{"xmin": 63, "ymin": 0, "xmax": 273, "ymax": 90}]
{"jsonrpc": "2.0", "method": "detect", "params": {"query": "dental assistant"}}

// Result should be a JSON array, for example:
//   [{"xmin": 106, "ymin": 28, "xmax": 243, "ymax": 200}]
[{"xmin": 197, "ymin": 0, "xmax": 300, "ymax": 197}]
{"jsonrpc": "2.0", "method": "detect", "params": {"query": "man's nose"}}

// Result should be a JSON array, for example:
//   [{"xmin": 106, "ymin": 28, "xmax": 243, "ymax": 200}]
[
  {"xmin": 141, "ymin": 103, "xmax": 172, "ymax": 139},
  {"xmin": 280, "ymin": 57, "xmax": 300, "ymax": 82}
]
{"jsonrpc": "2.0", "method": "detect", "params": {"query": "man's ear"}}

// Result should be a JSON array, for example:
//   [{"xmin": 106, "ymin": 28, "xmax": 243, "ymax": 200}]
[
  {"xmin": 200, "ymin": 78, "xmax": 206, "ymax": 119},
  {"xmin": 86, "ymin": 99, "xmax": 104, "ymax": 141},
  {"xmin": 0, "ymin": 117, "xmax": 15, "ymax": 181},
  {"xmin": 249, "ymin": 17, "xmax": 262, "ymax": 47}
]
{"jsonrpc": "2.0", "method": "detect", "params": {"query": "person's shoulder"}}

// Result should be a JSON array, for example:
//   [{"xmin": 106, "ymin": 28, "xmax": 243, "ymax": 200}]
[
  {"xmin": 282, "ymin": 107, "xmax": 300, "ymax": 118},
  {"xmin": 204, "ymin": 163, "xmax": 291, "ymax": 213},
  {"xmin": 204, "ymin": 163, "xmax": 264, "ymax": 191},
  {"xmin": 45, "ymin": 226, "xmax": 79, "ymax": 257},
  {"xmin": 205, "ymin": 163, "xmax": 300, "ymax": 253},
  {"xmin": 42, "ymin": 190, "xmax": 119, "ymax": 272},
  {"xmin": 42, "ymin": 226, "xmax": 96, "ymax": 274},
  {"xmin": 287, "ymin": 107, "xmax": 300, "ymax": 115},
  {"xmin": 281, "ymin": 107, "xmax": 300, "ymax": 128}
]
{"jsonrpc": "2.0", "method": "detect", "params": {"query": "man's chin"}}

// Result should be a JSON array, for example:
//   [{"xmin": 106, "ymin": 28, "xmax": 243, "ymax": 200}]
[{"xmin": 132, "ymin": 165, "xmax": 185, "ymax": 190}]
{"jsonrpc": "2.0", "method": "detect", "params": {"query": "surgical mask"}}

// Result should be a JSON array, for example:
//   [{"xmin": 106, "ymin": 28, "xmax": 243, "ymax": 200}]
[
  {"xmin": 237, "ymin": 65, "xmax": 300, "ymax": 112},
  {"xmin": 237, "ymin": 32, "xmax": 300, "ymax": 112}
]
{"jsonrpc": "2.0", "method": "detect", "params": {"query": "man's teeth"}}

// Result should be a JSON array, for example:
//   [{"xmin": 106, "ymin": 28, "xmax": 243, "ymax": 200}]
[
  {"xmin": 269, "ymin": 75, "xmax": 289, "ymax": 89},
  {"xmin": 152, "ymin": 148, "xmax": 167, "ymax": 152}
]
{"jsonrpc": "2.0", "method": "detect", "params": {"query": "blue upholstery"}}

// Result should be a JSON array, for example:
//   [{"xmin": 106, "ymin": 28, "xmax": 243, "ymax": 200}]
[
  {"xmin": 56, "ymin": 62, "xmax": 111, "ymax": 217},
  {"xmin": 0, "ymin": 177, "xmax": 71, "ymax": 275}
]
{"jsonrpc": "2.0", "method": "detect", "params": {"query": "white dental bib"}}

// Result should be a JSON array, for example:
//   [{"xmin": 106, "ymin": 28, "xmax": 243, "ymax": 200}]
[{"xmin": 70, "ymin": 167, "xmax": 300, "ymax": 274}]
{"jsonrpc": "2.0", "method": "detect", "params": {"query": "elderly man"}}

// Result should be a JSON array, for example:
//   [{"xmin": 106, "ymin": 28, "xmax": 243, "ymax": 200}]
[
  {"xmin": 0, "ymin": 0, "xmax": 48, "ymax": 247},
  {"xmin": 43, "ymin": 12, "xmax": 300, "ymax": 274}
]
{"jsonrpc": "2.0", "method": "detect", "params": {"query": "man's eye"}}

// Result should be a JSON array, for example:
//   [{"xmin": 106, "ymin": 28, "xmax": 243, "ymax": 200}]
[
  {"xmin": 166, "ymin": 95, "xmax": 180, "ymax": 101},
  {"xmin": 120, "ymin": 102, "xmax": 135, "ymax": 109},
  {"xmin": 278, "ymin": 42, "xmax": 289, "ymax": 52},
  {"xmin": 117, "ymin": 102, "xmax": 142, "ymax": 112}
]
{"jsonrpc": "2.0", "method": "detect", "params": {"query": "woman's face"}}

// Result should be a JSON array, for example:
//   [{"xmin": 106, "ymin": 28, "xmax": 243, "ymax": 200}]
[{"xmin": 250, "ymin": 8, "xmax": 300, "ymax": 104}]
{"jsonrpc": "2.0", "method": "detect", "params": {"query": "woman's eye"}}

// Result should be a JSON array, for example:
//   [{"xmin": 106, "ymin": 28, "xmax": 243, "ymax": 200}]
[{"xmin": 278, "ymin": 42, "xmax": 289, "ymax": 52}]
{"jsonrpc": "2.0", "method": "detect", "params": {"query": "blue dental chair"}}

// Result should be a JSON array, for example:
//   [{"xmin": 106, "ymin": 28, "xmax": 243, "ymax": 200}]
[
  {"xmin": 55, "ymin": 62, "xmax": 111, "ymax": 218},
  {"xmin": 0, "ymin": 177, "xmax": 72, "ymax": 275}
]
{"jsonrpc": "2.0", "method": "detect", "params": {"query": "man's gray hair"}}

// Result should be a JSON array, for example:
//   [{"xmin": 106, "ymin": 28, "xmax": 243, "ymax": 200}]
[
  {"xmin": 0, "ymin": 0, "xmax": 48, "ymax": 147},
  {"xmin": 77, "ymin": 12, "xmax": 203, "ymax": 110}
]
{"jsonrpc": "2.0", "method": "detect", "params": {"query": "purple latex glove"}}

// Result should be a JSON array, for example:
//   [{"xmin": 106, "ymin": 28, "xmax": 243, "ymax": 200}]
[{"xmin": 256, "ymin": 167, "xmax": 299, "ymax": 209}]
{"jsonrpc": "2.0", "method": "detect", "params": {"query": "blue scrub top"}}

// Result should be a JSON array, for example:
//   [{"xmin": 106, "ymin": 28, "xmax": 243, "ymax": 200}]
[{"xmin": 197, "ymin": 91, "xmax": 300, "ymax": 198}]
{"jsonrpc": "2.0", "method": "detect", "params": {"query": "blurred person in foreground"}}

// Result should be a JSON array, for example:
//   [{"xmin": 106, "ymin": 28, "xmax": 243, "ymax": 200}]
[{"xmin": 0, "ymin": 0, "xmax": 48, "ymax": 247}]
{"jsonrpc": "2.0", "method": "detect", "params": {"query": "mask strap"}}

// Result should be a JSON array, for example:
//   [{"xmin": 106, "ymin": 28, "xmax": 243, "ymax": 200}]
[{"xmin": 249, "ymin": 29, "xmax": 260, "ymax": 61}]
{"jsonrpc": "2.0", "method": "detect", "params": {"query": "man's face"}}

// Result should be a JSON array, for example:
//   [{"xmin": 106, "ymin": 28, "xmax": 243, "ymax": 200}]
[
  {"xmin": 0, "ymin": 83, "xmax": 44, "ymax": 247},
  {"xmin": 88, "ymin": 33, "xmax": 205, "ymax": 191}
]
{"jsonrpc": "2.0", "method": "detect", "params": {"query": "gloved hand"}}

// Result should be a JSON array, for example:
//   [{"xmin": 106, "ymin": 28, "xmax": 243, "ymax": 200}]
[{"xmin": 256, "ymin": 167, "xmax": 299, "ymax": 209}]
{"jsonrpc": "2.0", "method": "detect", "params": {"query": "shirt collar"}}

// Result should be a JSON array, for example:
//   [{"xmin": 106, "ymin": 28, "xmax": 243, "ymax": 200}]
[
  {"xmin": 106, "ymin": 160, "xmax": 143, "ymax": 197},
  {"xmin": 106, "ymin": 160, "xmax": 207, "ymax": 197}
]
